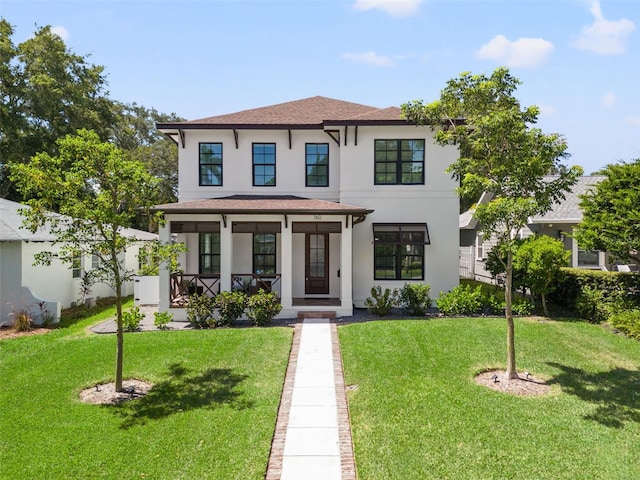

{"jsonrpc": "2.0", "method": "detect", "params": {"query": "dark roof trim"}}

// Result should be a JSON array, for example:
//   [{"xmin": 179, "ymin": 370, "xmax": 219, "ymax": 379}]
[{"xmin": 153, "ymin": 206, "xmax": 374, "ymax": 215}]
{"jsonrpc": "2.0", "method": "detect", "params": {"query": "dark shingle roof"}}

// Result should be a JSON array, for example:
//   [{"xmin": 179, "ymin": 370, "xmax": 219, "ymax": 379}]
[
  {"xmin": 530, "ymin": 176, "xmax": 605, "ymax": 223},
  {"xmin": 152, "ymin": 195, "xmax": 373, "ymax": 215},
  {"xmin": 157, "ymin": 96, "xmax": 407, "ymax": 130}
]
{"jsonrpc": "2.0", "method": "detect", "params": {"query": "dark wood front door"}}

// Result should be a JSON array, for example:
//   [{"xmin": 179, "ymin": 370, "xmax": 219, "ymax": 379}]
[{"xmin": 305, "ymin": 233, "xmax": 329, "ymax": 294}]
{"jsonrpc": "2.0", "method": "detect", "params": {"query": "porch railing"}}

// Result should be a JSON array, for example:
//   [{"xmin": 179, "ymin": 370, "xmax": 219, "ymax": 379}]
[
  {"xmin": 231, "ymin": 274, "xmax": 281, "ymax": 295},
  {"xmin": 170, "ymin": 273, "xmax": 220, "ymax": 306},
  {"xmin": 169, "ymin": 273, "xmax": 281, "ymax": 306}
]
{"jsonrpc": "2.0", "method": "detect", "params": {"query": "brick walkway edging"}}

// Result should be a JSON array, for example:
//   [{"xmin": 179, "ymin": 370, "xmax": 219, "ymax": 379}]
[{"xmin": 264, "ymin": 320, "xmax": 357, "ymax": 480}]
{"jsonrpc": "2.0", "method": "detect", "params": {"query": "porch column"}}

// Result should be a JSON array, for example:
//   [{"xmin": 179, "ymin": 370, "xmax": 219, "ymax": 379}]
[
  {"xmin": 340, "ymin": 217, "xmax": 353, "ymax": 311},
  {"xmin": 220, "ymin": 221, "xmax": 232, "ymax": 291},
  {"xmin": 158, "ymin": 222, "xmax": 170, "ymax": 311},
  {"xmin": 280, "ymin": 221, "xmax": 293, "ymax": 309}
]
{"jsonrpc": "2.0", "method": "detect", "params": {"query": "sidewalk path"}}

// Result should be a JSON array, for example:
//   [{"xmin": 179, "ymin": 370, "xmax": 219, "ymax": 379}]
[{"xmin": 266, "ymin": 318, "xmax": 356, "ymax": 480}]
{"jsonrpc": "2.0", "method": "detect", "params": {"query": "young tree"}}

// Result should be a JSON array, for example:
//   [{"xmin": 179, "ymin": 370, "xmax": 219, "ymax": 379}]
[
  {"xmin": 576, "ymin": 159, "xmax": 640, "ymax": 266},
  {"xmin": 402, "ymin": 68, "xmax": 582, "ymax": 379},
  {"xmin": 513, "ymin": 236, "xmax": 570, "ymax": 317},
  {"xmin": 10, "ymin": 129, "xmax": 165, "ymax": 392}
]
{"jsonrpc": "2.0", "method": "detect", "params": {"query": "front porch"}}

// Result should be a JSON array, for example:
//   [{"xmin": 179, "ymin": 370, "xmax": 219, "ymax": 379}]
[{"xmin": 155, "ymin": 196, "xmax": 373, "ymax": 320}]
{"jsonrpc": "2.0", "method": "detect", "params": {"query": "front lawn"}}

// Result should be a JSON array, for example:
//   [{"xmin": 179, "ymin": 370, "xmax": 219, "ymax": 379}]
[
  {"xmin": 340, "ymin": 317, "xmax": 640, "ymax": 479},
  {"xmin": 0, "ymin": 303, "xmax": 292, "ymax": 479}
]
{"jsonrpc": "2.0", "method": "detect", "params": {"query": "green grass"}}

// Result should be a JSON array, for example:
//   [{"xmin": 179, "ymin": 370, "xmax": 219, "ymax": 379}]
[
  {"xmin": 340, "ymin": 317, "xmax": 640, "ymax": 479},
  {"xmin": 0, "ymin": 300, "xmax": 292, "ymax": 479}
]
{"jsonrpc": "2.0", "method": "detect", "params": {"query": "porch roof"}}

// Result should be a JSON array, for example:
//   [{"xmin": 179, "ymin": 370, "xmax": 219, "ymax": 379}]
[{"xmin": 152, "ymin": 195, "xmax": 374, "ymax": 216}]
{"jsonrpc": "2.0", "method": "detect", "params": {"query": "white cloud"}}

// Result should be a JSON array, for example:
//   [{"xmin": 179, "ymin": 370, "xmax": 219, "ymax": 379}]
[
  {"xmin": 601, "ymin": 92, "xmax": 616, "ymax": 107},
  {"xmin": 626, "ymin": 117, "xmax": 640, "ymax": 126},
  {"xmin": 353, "ymin": 0, "xmax": 424, "ymax": 18},
  {"xmin": 342, "ymin": 51, "xmax": 394, "ymax": 67},
  {"xmin": 475, "ymin": 35, "xmax": 554, "ymax": 68},
  {"xmin": 538, "ymin": 105, "xmax": 556, "ymax": 116},
  {"xmin": 574, "ymin": 0, "xmax": 635, "ymax": 55},
  {"xmin": 50, "ymin": 26, "xmax": 70, "ymax": 41}
]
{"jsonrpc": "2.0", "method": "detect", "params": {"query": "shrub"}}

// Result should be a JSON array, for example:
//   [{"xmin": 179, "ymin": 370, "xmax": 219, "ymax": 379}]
[
  {"xmin": 186, "ymin": 294, "xmax": 216, "ymax": 328},
  {"xmin": 399, "ymin": 283, "xmax": 432, "ymax": 316},
  {"xmin": 436, "ymin": 285, "xmax": 484, "ymax": 316},
  {"xmin": 484, "ymin": 294, "xmax": 506, "ymax": 315},
  {"xmin": 214, "ymin": 291, "xmax": 247, "ymax": 327},
  {"xmin": 512, "ymin": 297, "xmax": 534, "ymax": 316},
  {"xmin": 35, "ymin": 302, "xmax": 56, "ymax": 327},
  {"xmin": 122, "ymin": 306, "xmax": 144, "ymax": 332},
  {"xmin": 246, "ymin": 289, "xmax": 282, "ymax": 327},
  {"xmin": 153, "ymin": 311, "xmax": 173, "ymax": 330},
  {"xmin": 365, "ymin": 286, "xmax": 399, "ymax": 317},
  {"xmin": 609, "ymin": 309, "xmax": 640, "ymax": 340},
  {"xmin": 12, "ymin": 308, "xmax": 33, "ymax": 332},
  {"xmin": 574, "ymin": 286, "xmax": 613, "ymax": 323}
]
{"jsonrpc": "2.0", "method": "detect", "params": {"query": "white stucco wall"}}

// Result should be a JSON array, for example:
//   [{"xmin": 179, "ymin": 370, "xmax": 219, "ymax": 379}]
[
  {"xmin": 178, "ymin": 129, "xmax": 341, "ymax": 201},
  {"xmin": 339, "ymin": 125, "xmax": 460, "ymax": 306}
]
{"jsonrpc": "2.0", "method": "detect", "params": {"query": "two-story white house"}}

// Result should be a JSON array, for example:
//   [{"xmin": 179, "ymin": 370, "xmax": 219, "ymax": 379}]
[{"xmin": 154, "ymin": 96, "xmax": 459, "ymax": 319}]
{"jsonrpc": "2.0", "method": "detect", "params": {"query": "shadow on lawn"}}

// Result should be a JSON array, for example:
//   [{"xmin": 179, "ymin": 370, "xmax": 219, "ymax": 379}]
[
  {"xmin": 115, "ymin": 362, "xmax": 253, "ymax": 429},
  {"xmin": 546, "ymin": 362, "xmax": 640, "ymax": 428}
]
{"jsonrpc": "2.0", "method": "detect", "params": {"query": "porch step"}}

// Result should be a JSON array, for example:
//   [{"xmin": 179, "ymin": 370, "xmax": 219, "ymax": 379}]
[{"xmin": 297, "ymin": 311, "xmax": 336, "ymax": 320}]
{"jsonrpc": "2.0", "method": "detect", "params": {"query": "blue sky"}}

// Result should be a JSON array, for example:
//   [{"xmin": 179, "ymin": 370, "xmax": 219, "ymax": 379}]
[{"xmin": 1, "ymin": 0, "xmax": 638, "ymax": 174}]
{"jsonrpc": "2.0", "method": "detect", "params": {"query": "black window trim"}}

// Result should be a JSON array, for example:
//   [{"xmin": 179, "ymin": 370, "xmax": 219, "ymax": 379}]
[
  {"xmin": 372, "ymin": 223, "xmax": 429, "ymax": 281},
  {"xmin": 199, "ymin": 142, "xmax": 223, "ymax": 187},
  {"xmin": 252, "ymin": 142, "xmax": 277, "ymax": 187},
  {"xmin": 305, "ymin": 142, "xmax": 330, "ymax": 187},
  {"xmin": 374, "ymin": 139, "xmax": 425, "ymax": 186}
]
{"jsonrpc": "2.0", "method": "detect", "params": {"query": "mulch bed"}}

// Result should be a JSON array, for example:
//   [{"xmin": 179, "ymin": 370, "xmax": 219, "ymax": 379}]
[{"xmin": 475, "ymin": 369, "xmax": 550, "ymax": 396}]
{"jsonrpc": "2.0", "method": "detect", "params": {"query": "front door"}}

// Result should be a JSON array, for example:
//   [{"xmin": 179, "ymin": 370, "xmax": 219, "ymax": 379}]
[{"xmin": 305, "ymin": 233, "xmax": 329, "ymax": 294}]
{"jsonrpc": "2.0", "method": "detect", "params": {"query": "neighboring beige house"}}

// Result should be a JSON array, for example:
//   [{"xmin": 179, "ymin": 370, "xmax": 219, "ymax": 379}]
[
  {"xmin": 459, "ymin": 176, "xmax": 608, "ymax": 283},
  {"xmin": 154, "ymin": 96, "xmax": 459, "ymax": 319},
  {"xmin": 0, "ymin": 198, "xmax": 157, "ymax": 326}
]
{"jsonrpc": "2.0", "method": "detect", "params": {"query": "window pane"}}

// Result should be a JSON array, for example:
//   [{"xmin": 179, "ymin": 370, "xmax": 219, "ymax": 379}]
[
  {"xmin": 199, "ymin": 143, "xmax": 223, "ymax": 186},
  {"xmin": 306, "ymin": 143, "xmax": 329, "ymax": 187}
]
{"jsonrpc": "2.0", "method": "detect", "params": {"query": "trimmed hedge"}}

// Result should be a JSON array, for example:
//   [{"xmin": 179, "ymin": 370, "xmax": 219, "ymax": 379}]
[{"xmin": 548, "ymin": 268, "xmax": 640, "ymax": 320}]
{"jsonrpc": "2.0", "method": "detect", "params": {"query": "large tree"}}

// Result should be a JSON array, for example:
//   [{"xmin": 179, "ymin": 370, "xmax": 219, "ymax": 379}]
[
  {"xmin": 402, "ymin": 67, "xmax": 582, "ymax": 379},
  {"xmin": 0, "ymin": 20, "xmax": 116, "ymax": 198},
  {"xmin": 110, "ymin": 102, "xmax": 184, "ymax": 206},
  {"xmin": 576, "ymin": 159, "xmax": 640, "ymax": 266},
  {"xmin": 10, "ymin": 129, "xmax": 164, "ymax": 392}
]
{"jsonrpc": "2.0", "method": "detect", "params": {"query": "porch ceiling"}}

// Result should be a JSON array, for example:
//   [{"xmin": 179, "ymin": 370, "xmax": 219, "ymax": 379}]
[{"xmin": 152, "ymin": 195, "xmax": 373, "ymax": 216}]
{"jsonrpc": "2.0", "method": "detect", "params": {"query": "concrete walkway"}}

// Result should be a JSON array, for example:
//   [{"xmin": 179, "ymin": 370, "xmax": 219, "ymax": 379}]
[{"xmin": 266, "ymin": 318, "xmax": 356, "ymax": 480}]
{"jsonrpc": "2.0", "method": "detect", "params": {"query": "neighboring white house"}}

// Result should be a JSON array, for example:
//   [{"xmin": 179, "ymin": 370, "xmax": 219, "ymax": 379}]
[
  {"xmin": 459, "ymin": 176, "xmax": 608, "ymax": 282},
  {"xmin": 0, "ymin": 198, "xmax": 157, "ymax": 326},
  {"xmin": 154, "ymin": 96, "xmax": 459, "ymax": 319}
]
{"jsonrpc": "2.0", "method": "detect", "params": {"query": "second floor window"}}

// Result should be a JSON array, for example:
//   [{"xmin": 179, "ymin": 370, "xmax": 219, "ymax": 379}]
[
  {"xmin": 199, "ymin": 233, "xmax": 220, "ymax": 275},
  {"xmin": 374, "ymin": 139, "xmax": 425, "ymax": 185},
  {"xmin": 200, "ymin": 143, "xmax": 223, "ymax": 186},
  {"xmin": 306, "ymin": 143, "xmax": 329, "ymax": 187},
  {"xmin": 253, "ymin": 143, "xmax": 276, "ymax": 186}
]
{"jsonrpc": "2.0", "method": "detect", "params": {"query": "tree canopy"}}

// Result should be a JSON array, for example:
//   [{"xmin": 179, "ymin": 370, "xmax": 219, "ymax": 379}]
[
  {"xmin": 576, "ymin": 159, "xmax": 640, "ymax": 265},
  {"xmin": 10, "ymin": 129, "xmax": 165, "ymax": 391},
  {"xmin": 0, "ymin": 19, "xmax": 182, "ymax": 214},
  {"xmin": 402, "ymin": 67, "xmax": 582, "ymax": 378}
]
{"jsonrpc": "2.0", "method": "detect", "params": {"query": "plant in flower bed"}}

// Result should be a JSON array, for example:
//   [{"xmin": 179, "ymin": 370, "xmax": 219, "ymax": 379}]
[
  {"xmin": 399, "ymin": 283, "xmax": 432, "ymax": 316},
  {"xmin": 122, "ymin": 306, "xmax": 144, "ymax": 332},
  {"xmin": 436, "ymin": 284, "xmax": 485, "ymax": 315},
  {"xmin": 246, "ymin": 289, "xmax": 282, "ymax": 326},
  {"xmin": 214, "ymin": 291, "xmax": 247, "ymax": 327},
  {"xmin": 365, "ymin": 286, "xmax": 399, "ymax": 317},
  {"xmin": 153, "ymin": 311, "xmax": 173, "ymax": 330},
  {"xmin": 186, "ymin": 293, "xmax": 216, "ymax": 328}
]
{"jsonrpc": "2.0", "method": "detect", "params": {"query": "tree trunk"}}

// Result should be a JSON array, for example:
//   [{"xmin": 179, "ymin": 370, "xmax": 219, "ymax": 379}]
[
  {"xmin": 115, "ymin": 284, "xmax": 124, "ymax": 392},
  {"xmin": 504, "ymin": 251, "xmax": 519, "ymax": 380},
  {"xmin": 541, "ymin": 292, "xmax": 548, "ymax": 317}
]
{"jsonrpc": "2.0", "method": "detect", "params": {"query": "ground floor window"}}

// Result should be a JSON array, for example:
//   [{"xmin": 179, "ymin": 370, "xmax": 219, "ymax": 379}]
[
  {"xmin": 373, "ymin": 224, "xmax": 429, "ymax": 280},
  {"xmin": 253, "ymin": 233, "xmax": 276, "ymax": 274},
  {"xmin": 71, "ymin": 251, "xmax": 82, "ymax": 278},
  {"xmin": 578, "ymin": 249, "xmax": 599, "ymax": 266},
  {"xmin": 199, "ymin": 232, "xmax": 220, "ymax": 275}
]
